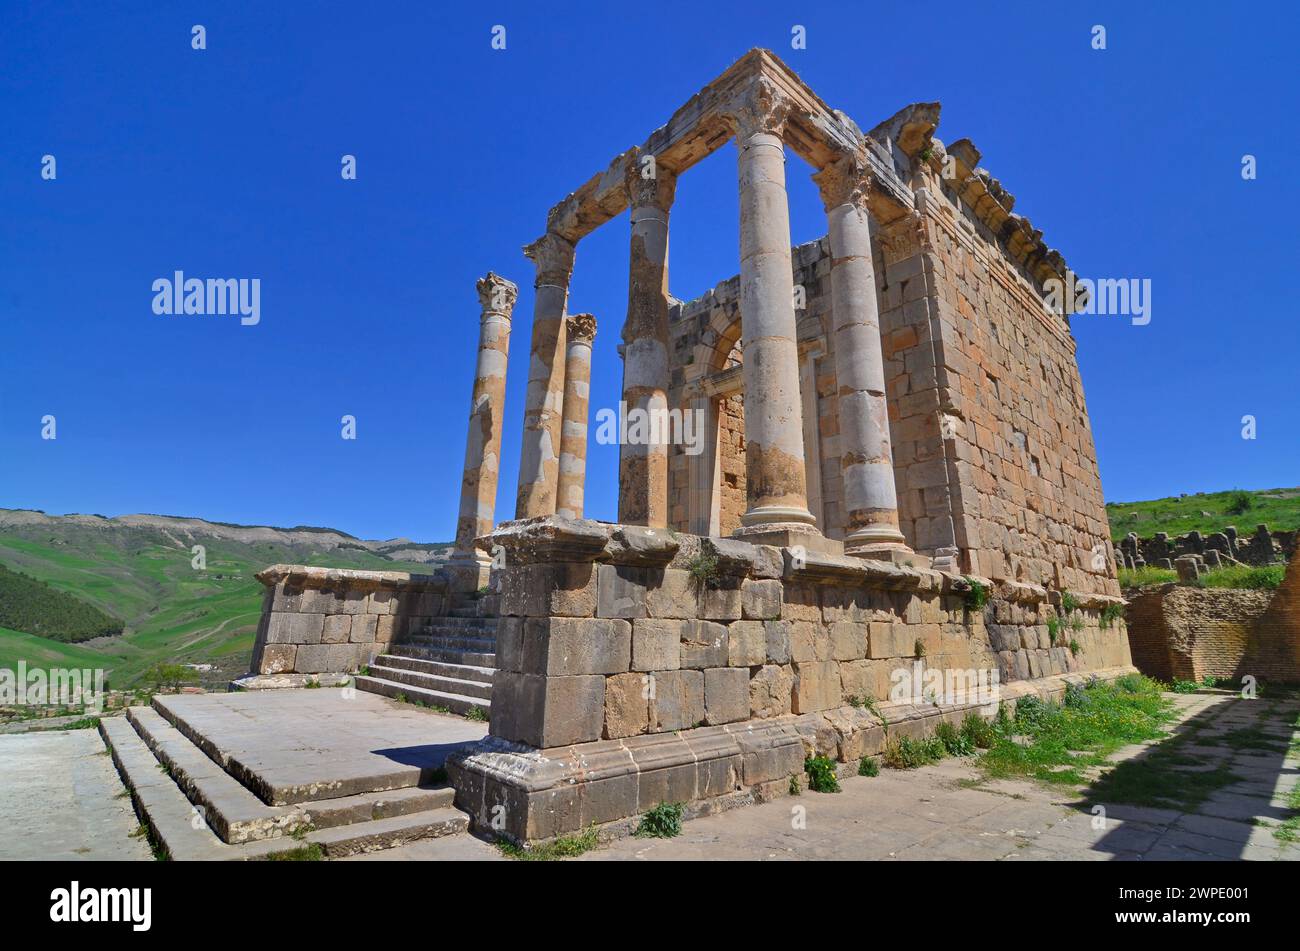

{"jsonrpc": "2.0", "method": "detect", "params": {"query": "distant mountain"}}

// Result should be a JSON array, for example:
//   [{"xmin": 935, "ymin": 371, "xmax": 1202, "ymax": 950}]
[{"xmin": 0, "ymin": 509, "xmax": 452, "ymax": 689}]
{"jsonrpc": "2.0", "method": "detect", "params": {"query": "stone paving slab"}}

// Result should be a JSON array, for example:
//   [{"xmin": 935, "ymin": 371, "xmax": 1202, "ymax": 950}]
[
  {"xmin": 0, "ymin": 726, "xmax": 152, "ymax": 861},
  {"xmin": 152, "ymin": 689, "xmax": 487, "ymax": 805}
]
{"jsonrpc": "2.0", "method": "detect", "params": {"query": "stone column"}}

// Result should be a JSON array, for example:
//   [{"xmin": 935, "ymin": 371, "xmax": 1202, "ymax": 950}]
[
  {"xmin": 556, "ymin": 313, "xmax": 596, "ymax": 519},
  {"xmin": 728, "ymin": 84, "xmax": 818, "ymax": 542},
  {"xmin": 515, "ymin": 232, "xmax": 576, "ymax": 519},
  {"xmin": 619, "ymin": 153, "xmax": 676, "ymax": 528},
  {"xmin": 450, "ymin": 272, "xmax": 517, "ymax": 585},
  {"xmin": 814, "ymin": 153, "xmax": 912, "ymax": 559}
]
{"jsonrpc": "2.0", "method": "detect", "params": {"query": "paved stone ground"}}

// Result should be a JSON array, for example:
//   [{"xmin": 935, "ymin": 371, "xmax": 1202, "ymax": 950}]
[
  {"xmin": 361, "ymin": 693, "xmax": 1300, "ymax": 862},
  {"xmin": 0, "ymin": 726, "xmax": 153, "ymax": 860},
  {"xmin": 153, "ymin": 688, "xmax": 488, "ymax": 796}
]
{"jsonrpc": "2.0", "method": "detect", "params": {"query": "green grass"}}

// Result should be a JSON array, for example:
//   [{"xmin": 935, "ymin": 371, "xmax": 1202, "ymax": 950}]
[
  {"xmin": 978, "ymin": 676, "xmax": 1174, "ymax": 786},
  {"xmin": 1106, "ymin": 485, "xmax": 1300, "ymax": 541},
  {"xmin": 1117, "ymin": 565, "xmax": 1178, "ymax": 588},
  {"xmin": 496, "ymin": 825, "xmax": 601, "ymax": 861},
  {"xmin": 1191, "ymin": 564, "xmax": 1286, "ymax": 590}
]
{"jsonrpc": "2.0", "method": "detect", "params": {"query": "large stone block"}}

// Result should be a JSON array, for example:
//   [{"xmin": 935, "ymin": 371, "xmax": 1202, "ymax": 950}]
[
  {"xmin": 703, "ymin": 668, "xmax": 748, "ymax": 725},
  {"xmin": 597, "ymin": 564, "xmax": 648, "ymax": 619},
  {"xmin": 604, "ymin": 672, "xmax": 650, "ymax": 739},
  {"xmin": 741, "ymin": 579, "xmax": 783, "ymax": 620},
  {"xmin": 792, "ymin": 661, "xmax": 842, "ymax": 714},
  {"xmin": 258, "ymin": 644, "xmax": 296, "ymax": 674},
  {"xmin": 521, "ymin": 617, "xmax": 631, "ymax": 676},
  {"xmin": 727, "ymin": 620, "xmax": 766, "ymax": 667},
  {"xmin": 349, "ymin": 614, "xmax": 378, "ymax": 643},
  {"xmin": 645, "ymin": 568, "xmax": 698, "ymax": 619},
  {"xmin": 764, "ymin": 620, "xmax": 792, "ymax": 665},
  {"xmin": 699, "ymin": 580, "xmax": 742, "ymax": 620},
  {"xmin": 631, "ymin": 619, "xmax": 682, "ymax": 671},
  {"xmin": 749, "ymin": 664, "xmax": 793, "ymax": 718},
  {"xmin": 829, "ymin": 620, "xmax": 867, "ymax": 661},
  {"xmin": 868, "ymin": 621, "xmax": 914, "ymax": 659},
  {"xmin": 789, "ymin": 621, "xmax": 832, "ymax": 662},
  {"xmin": 648, "ymin": 669, "xmax": 704, "ymax": 732},
  {"xmin": 680, "ymin": 620, "xmax": 728, "ymax": 669},
  {"xmin": 490, "ymin": 671, "xmax": 605, "ymax": 747},
  {"xmin": 266, "ymin": 612, "xmax": 324, "ymax": 646},
  {"xmin": 294, "ymin": 643, "xmax": 368, "ymax": 673},
  {"xmin": 321, "ymin": 614, "xmax": 351, "ymax": 644}
]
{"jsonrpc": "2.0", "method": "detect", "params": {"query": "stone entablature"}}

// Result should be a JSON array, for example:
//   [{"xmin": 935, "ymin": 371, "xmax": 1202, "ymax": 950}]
[{"xmin": 248, "ymin": 565, "xmax": 449, "ymax": 677}]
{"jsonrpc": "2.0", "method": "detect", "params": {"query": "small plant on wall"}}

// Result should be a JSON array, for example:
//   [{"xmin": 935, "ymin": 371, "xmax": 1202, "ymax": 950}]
[{"xmin": 962, "ymin": 577, "xmax": 988, "ymax": 611}]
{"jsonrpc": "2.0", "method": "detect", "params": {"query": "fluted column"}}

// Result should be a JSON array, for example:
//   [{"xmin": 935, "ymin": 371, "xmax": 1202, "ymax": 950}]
[
  {"xmin": 515, "ymin": 232, "xmax": 576, "ymax": 519},
  {"xmin": 729, "ymin": 84, "xmax": 818, "ymax": 539},
  {"xmin": 451, "ymin": 273, "xmax": 517, "ymax": 574},
  {"xmin": 814, "ymin": 152, "xmax": 911, "ymax": 557},
  {"xmin": 556, "ymin": 313, "xmax": 596, "ymax": 519},
  {"xmin": 619, "ymin": 153, "xmax": 676, "ymax": 528}
]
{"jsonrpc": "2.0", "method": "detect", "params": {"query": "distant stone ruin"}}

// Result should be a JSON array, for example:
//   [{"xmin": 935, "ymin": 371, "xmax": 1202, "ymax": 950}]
[{"xmin": 1116, "ymin": 525, "xmax": 1294, "ymax": 572}]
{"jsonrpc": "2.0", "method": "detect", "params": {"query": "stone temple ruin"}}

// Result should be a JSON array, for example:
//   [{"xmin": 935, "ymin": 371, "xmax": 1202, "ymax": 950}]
[{"xmin": 244, "ymin": 50, "xmax": 1136, "ymax": 844}]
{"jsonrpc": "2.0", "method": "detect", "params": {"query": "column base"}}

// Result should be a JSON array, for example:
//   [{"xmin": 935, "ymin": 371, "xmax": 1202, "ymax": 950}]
[
  {"xmin": 849, "ymin": 545, "xmax": 930, "ymax": 569},
  {"xmin": 732, "ymin": 520, "xmax": 840, "ymax": 554}
]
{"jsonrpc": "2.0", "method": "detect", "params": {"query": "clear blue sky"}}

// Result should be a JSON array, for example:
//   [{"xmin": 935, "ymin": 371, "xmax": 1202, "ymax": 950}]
[{"xmin": 2, "ymin": 1, "xmax": 1296, "ymax": 541}]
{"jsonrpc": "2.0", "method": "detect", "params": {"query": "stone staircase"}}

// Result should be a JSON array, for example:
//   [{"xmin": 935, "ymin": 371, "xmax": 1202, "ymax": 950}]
[
  {"xmin": 354, "ymin": 603, "xmax": 498, "ymax": 717},
  {"xmin": 99, "ymin": 700, "xmax": 470, "ymax": 860}
]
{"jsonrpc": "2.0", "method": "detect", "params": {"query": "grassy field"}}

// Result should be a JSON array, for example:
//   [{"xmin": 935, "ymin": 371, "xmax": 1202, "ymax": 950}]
[
  {"xmin": 0, "ymin": 520, "xmax": 443, "ymax": 689},
  {"xmin": 1106, "ymin": 485, "xmax": 1300, "ymax": 542}
]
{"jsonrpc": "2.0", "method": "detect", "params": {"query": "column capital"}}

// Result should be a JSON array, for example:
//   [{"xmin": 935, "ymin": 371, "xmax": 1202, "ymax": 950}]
[
  {"xmin": 522, "ymin": 232, "xmax": 576, "ymax": 287},
  {"xmin": 724, "ymin": 77, "xmax": 794, "ymax": 140},
  {"xmin": 565, "ymin": 312, "xmax": 597, "ymax": 343},
  {"xmin": 476, "ymin": 271, "xmax": 518, "ymax": 317},
  {"xmin": 624, "ymin": 148, "xmax": 677, "ymax": 210},
  {"xmin": 812, "ymin": 149, "xmax": 873, "ymax": 213}
]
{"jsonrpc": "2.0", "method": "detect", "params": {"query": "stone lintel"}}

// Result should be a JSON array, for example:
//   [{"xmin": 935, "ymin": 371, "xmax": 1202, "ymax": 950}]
[{"xmin": 254, "ymin": 564, "xmax": 447, "ymax": 593}]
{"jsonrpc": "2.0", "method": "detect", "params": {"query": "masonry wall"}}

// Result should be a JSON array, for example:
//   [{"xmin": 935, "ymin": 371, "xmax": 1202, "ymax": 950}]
[
  {"xmin": 249, "ymin": 566, "xmax": 448, "ymax": 675},
  {"xmin": 488, "ymin": 529, "xmax": 1131, "ymax": 750},
  {"xmin": 1126, "ymin": 558, "xmax": 1300, "ymax": 684}
]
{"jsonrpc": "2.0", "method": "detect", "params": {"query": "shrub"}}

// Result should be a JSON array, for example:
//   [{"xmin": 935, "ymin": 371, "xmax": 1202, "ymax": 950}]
[
  {"xmin": 804, "ymin": 755, "xmax": 841, "ymax": 793},
  {"xmin": 1226, "ymin": 490, "xmax": 1253, "ymax": 515},
  {"xmin": 686, "ymin": 549, "xmax": 720, "ymax": 589},
  {"xmin": 858, "ymin": 756, "xmax": 880, "ymax": 777},
  {"xmin": 635, "ymin": 802, "xmax": 684, "ymax": 838},
  {"xmin": 1061, "ymin": 591, "xmax": 1079, "ymax": 614},
  {"xmin": 1171, "ymin": 679, "xmax": 1201, "ymax": 694},
  {"xmin": 882, "ymin": 734, "xmax": 945, "ymax": 769},
  {"xmin": 1046, "ymin": 616, "xmax": 1061, "ymax": 644},
  {"xmin": 962, "ymin": 577, "xmax": 988, "ymax": 611},
  {"xmin": 1099, "ymin": 603, "xmax": 1124, "ymax": 629},
  {"xmin": 1068, "ymin": 638, "xmax": 1082, "ymax": 656},
  {"xmin": 935, "ymin": 720, "xmax": 975, "ymax": 756},
  {"xmin": 960, "ymin": 712, "xmax": 997, "ymax": 749}
]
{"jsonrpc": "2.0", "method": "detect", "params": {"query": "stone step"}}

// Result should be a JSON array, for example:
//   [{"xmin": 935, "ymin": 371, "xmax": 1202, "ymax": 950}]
[
  {"xmin": 423, "ymin": 616, "xmax": 497, "ymax": 631},
  {"xmin": 367, "ymin": 664, "xmax": 494, "ymax": 701},
  {"xmin": 373, "ymin": 653, "xmax": 495, "ymax": 683},
  {"xmin": 125, "ymin": 706, "xmax": 304, "ymax": 844},
  {"xmin": 388, "ymin": 644, "xmax": 497, "ymax": 668},
  {"xmin": 98, "ymin": 716, "xmax": 302, "ymax": 861},
  {"xmin": 353, "ymin": 675, "xmax": 490, "ymax": 717},
  {"xmin": 447, "ymin": 606, "xmax": 482, "ymax": 619},
  {"xmin": 309, "ymin": 807, "xmax": 468, "ymax": 858},
  {"xmin": 405, "ymin": 634, "xmax": 497, "ymax": 653},
  {"xmin": 298, "ymin": 785, "xmax": 456, "ymax": 830}
]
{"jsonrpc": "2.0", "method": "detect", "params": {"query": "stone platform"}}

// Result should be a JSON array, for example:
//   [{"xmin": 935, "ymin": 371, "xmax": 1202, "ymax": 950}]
[{"xmin": 101, "ymin": 689, "xmax": 487, "ymax": 859}]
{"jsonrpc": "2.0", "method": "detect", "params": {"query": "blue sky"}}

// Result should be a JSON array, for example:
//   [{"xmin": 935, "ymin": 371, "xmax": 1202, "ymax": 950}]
[{"xmin": 2, "ymin": 1, "xmax": 1296, "ymax": 541}]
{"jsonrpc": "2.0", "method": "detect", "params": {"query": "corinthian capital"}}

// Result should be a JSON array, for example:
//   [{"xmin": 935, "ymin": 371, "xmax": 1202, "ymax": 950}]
[
  {"xmin": 724, "ymin": 77, "xmax": 794, "ymax": 140},
  {"xmin": 522, "ymin": 232, "xmax": 576, "ymax": 287},
  {"xmin": 624, "ymin": 148, "xmax": 678, "ymax": 210},
  {"xmin": 565, "ymin": 313, "xmax": 597, "ymax": 343},
  {"xmin": 476, "ymin": 271, "xmax": 519, "ymax": 316},
  {"xmin": 812, "ymin": 150, "xmax": 873, "ymax": 213}
]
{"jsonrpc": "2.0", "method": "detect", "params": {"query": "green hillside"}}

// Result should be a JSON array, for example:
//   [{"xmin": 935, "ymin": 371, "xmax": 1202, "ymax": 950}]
[
  {"xmin": 0, "ymin": 515, "xmax": 448, "ymax": 689},
  {"xmin": 0, "ymin": 562, "xmax": 124, "ymax": 642},
  {"xmin": 1106, "ymin": 486, "xmax": 1300, "ymax": 542}
]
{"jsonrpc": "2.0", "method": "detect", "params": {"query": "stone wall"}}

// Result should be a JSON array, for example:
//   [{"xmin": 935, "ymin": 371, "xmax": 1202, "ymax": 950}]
[
  {"xmin": 449, "ymin": 516, "xmax": 1132, "ymax": 843},
  {"xmin": 248, "ymin": 565, "xmax": 449, "ymax": 677},
  {"xmin": 1126, "ymin": 557, "xmax": 1300, "ymax": 684}
]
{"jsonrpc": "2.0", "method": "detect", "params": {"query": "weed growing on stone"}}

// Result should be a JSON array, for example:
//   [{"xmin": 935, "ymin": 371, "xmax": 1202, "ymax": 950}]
[
  {"xmin": 882, "ymin": 735, "xmax": 945, "ymax": 769},
  {"xmin": 858, "ymin": 756, "xmax": 879, "ymax": 777},
  {"xmin": 1099, "ymin": 602, "xmax": 1123, "ymax": 629},
  {"xmin": 804, "ymin": 755, "xmax": 840, "ymax": 793},
  {"xmin": 913, "ymin": 638, "xmax": 926, "ymax": 660},
  {"xmin": 635, "ymin": 802, "xmax": 684, "ymax": 838},
  {"xmin": 1068, "ymin": 639, "xmax": 1081, "ymax": 657},
  {"xmin": 962, "ymin": 577, "xmax": 988, "ymax": 611},
  {"xmin": 267, "ymin": 843, "xmax": 324, "ymax": 861},
  {"xmin": 1046, "ymin": 616, "xmax": 1061, "ymax": 644},
  {"xmin": 1060, "ymin": 591, "xmax": 1079, "ymax": 614},
  {"xmin": 465, "ymin": 706, "xmax": 488, "ymax": 722},
  {"xmin": 960, "ymin": 712, "xmax": 997, "ymax": 749},
  {"xmin": 497, "ymin": 825, "xmax": 600, "ymax": 861},
  {"xmin": 935, "ymin": 720, "xmax": 975, "ymax": 756},
  {"xmin": 686, "ymin": 550, "xmax": 720, "ymax": 590},
  {"xmin": 788, "ymin": 774, "xmax": 801, "ymax": 796},
  {"xmin": 978, "ymin": 676, "xmax": 1173, "ymax": 787}
]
